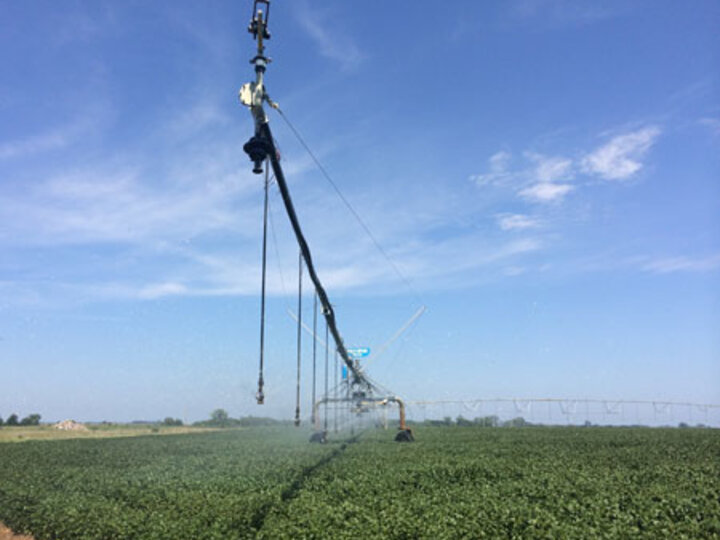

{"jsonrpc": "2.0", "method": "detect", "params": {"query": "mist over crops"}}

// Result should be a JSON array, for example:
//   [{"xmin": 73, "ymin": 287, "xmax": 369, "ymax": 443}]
[{"xmin": 1, "ymin": 426, "xmax": 718, "ymax": 539}]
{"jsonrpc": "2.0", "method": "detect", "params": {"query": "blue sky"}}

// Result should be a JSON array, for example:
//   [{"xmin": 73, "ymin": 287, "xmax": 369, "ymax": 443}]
[{"xmin": 1, "ymin": 1, "xmax": 718, "ymax": 423}]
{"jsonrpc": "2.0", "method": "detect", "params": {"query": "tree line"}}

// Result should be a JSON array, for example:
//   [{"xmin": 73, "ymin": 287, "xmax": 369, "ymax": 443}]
[
  {"xmin": 0, "ymin": 413, "xmax": 42, "ymax": 426},
  {"xmin": 418, "ymin": 415, "xmax": 532, "ymax": 428},
  {"xmin": 194, "ymin": 409, "xmax": 284, "ymax": 428}
]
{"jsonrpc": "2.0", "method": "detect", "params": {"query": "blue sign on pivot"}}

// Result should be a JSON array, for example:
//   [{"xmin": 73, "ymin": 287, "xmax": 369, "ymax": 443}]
[
  {"xmin": 342, "ymin": 366, "xmax": 348, "ymax": 380},
  {"xmin": 347, "ymin": 347, "xmax": 371, "ymax": 359}
]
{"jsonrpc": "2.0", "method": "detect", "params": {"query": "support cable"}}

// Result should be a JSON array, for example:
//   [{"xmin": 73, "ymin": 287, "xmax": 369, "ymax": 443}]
[
  {"xmin": 275, "ymin": 108, "xmax": 423, "ymax": 304},
  {"xmin": 266, "ymin": 178, "xmax": 289, "ymax": 299},
  {"xmin": 256, "ymin": 159, "xmax": 270, "ymax": 404},
  {"xmin": 295, "ymin": 249, "xmax": 303, "ymax": 426}
]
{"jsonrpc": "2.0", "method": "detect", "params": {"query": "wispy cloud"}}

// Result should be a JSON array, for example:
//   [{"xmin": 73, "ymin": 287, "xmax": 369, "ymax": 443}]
[
  {"xmin": 295, "ymin": 6, "xmax": 364, "ymax": 71},
  {"xmin": 517, "ymin": 152, "xmax": 575, "ymax": 203},
  {"xmin": 134, "ymin": 282, "xmax": 186, "ymax": 300},
  {"xmin": 581, "ymin": 126, "xmax": 661, "ymax": 180},
  {"xmin": 0, "ymin": 167, "xmax": 258, "ymax": 246},
  {"xmin": 472, "ymin": 125, "xmax": 661, "ymax": 207},
  {"xmin": 519, "ymin": 182, "xmax": 574, "ymax": 203},
  {"xmin": 641, "ymin": 254, "xmax": 720, "ymax": 274},
  {"xmin": 526, "ymin": 152, "xmax": 573, "ymax": 182},
  {"xmin": 0, "ymin": 123, "xmax": 79, "ymax": 160},
  {"xmin": 0, "ymin": 101, "xmax": 109, "ymax": 161},
  {"xmin": 497, "ymin": 213, "xmax": 541, "ymax": 231},
  {"xmin": 395, "ymin": 236, "xmax": 543, "ymax": 291},
  {"xmin": 1, "ymin": 128, "xmax": 548, "ymax": 304},
  {"xmin": 470, "ymin": 151, "xmax": 514, "ymax": 186}
]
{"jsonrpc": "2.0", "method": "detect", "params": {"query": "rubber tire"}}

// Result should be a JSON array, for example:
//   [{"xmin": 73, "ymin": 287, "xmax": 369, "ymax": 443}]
[
  {"xmin": 309, "ymin": 431, "xmax": 327, "ymax": 444},
  {"xmin": 394, "ymin": 429, "xmax": 414, "ymax": 442}
]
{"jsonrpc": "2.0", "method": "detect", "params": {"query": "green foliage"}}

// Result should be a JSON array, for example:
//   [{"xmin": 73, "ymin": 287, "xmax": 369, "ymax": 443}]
[
  {"xmin": 0, "ymin": 428, "xmax": 329, "ymax": 539},
  {"xmin": 502, "ymin": 416, "xmax": 531, "ymax": 427},
  {"xmin": 0, "ymin": 416, "xmax": 4, "ymax": 426},
  {"xmin": 5, "ymin": 413, "xmax": 19, "ymax": 426},
  {"xmin": 161, "ymin": 417, "xmax": 183, "ymax": 427},
  {"xmin": 210, "ymin": 408, "xmax": 229, "ymax": 425},
  {"xmin": 424, "ymin": 415, "xmax": 504, "ymax": 427},
  {"xmin": 0, "ymin": 426, "xmax": 718, "ymax": 539},
  {"xmin": 19, "ymin": 414, "xmax": 41, "ymax": 426},
  {"xmin": 194, "ymin": 414, "xmax": 283, "ymax": 428},
  {"xmin": 259, "ymin": 427, "xmax": 720, "ymax": 539}
]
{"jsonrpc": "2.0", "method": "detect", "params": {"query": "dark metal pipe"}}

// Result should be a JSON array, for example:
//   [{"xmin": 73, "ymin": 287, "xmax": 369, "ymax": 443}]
[{"xmin": 260, "ymin": 121, "xmax": 371, "ymax": 392}]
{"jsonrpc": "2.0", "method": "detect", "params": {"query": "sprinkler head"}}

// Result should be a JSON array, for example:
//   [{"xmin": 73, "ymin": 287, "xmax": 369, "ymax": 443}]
[{"xmin": 243, "ymin": 136, "xmax": 272, "ymax": 174}]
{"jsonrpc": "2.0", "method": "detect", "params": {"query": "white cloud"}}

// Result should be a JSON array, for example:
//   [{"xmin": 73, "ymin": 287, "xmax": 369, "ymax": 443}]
[
  {"xmin": 489, "ymin": 151, "xmax": 511, "ymax": 171},
  {"xmin": 0, "ymin": 126, "xmax": 74, "ymax": 160},
  {"xmin": 165, "ymin": 100, "xmax": 228, "ymax": 139},
  {"xmin": 497, "ymin": 213, "xmax": 541, "ymax": 231},
  {"xmin": 0, "ymin": 168, "xmax": 258, "ymax": 246},
  {"xmin": 526, "ymin": 152, "xmax": 573, "ymax": 182},
  {"xmin": 0, "ymin": 106, "xmax": 105, "ymax": 161},
  {"xmin": 138, "ymin": 282, "xmax": 189, "ymax": 299},
  {"xmin": 581, "ymin": 126, "xmax": 661, "ymax": 180},
  {"xmin": 470, "ymin": 151, "xmax": 513, "ymax": 185},
  {"xmin": 519, "ymin": 182, "xmax": 573, "ymax": 203},
  {"xmin": 642, "ymin": 254, "xmax": 720, "ymax": 274},
  {"xmin": 295, "ymin": 7, "xmax": 363, "ymax": 71}
]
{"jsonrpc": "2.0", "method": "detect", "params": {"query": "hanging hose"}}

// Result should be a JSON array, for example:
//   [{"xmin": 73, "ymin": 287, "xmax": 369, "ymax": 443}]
[
  {"xmin": 256, "ymin": 159, "xmax": 270, "ymax": 405},
  {"xmin": 311, "ymin": 292, "xmax": 317, "ymax": 423},
  {"xmin": 324, "ymin": 319, "xmax": 329, "ymax": 432},
  {"xmin": 295, "ymin": 250, "xmax": 303, "ymax": 426},
  {"xmin": 334, "ymin": 349, "xmax": 338, "ymax": 432}
]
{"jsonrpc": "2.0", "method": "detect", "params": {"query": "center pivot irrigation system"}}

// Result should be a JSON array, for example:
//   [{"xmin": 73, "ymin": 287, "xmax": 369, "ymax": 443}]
[{"xmin": 239, "ymin": 1, "xmax": 416, "ymax": 443}]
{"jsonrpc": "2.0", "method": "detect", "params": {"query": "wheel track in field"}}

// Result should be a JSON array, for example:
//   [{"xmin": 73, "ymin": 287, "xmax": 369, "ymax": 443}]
[{"xmin": 250, "ymin": 433, "xmax": 361, "ymax": 533}]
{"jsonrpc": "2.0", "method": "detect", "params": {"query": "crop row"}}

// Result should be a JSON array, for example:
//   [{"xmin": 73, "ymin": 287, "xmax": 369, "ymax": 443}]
[
  {"xmin": 1, "ymin": 426, "xmax": 718, "ymax": 538},
  {"xmin": 258, "ymin": 427, "xmax": 720, "ymax": 538},
  {"xmin": 0, "ymin": 428, "xmax": 331, "ymax": 539}
]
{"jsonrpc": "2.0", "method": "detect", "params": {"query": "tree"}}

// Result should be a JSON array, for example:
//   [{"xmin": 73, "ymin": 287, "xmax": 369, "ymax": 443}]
[
  {"xmin": 210, "ymin": 409, "xmax": 230, "ymax": 426},
  {"xmin": 162, "ymin": 417, "xmax": 183, "ymax": 426},
  {"xmin": 474, "ymin": 415, "xmax": 499, "ymax": 427},
  {"xmin": 503, "ymin": 417, "xmax": 530, "ymax": 428},
  {"xmin": 0, "ymin": 416, "xmax": 4, "ymax": 426},
  {"xmin": 20, "ymin": 414, "xmax": 41, "ymax": 426},
  {"xmin": 6, "ymin": 414, "xmax": 19, "ymax": 426}
]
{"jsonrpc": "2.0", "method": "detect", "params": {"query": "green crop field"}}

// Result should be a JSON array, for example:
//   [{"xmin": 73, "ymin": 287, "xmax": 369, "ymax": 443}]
[{"xmin": 0, "ymin": 426, "xmax": 718, "ymax": 539}]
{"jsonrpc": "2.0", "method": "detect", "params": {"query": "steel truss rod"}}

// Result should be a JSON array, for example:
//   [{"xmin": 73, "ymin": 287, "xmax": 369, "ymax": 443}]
[
  {"xmin": 312, "ymin": 396, "xmax": 409, "ymax": 432},
  {"xmin": 406, "ymin": 398, "xmax": 720, "ymax": 409}
]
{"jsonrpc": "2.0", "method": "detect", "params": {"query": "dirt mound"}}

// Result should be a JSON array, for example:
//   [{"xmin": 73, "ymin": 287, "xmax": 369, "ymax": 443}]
[
  {"xmin": 53, "ymin": 420, "xmax": 88, "ymax": 431},
  {"xmin": 0, "ymin": 522, "xmax": 34, "ymax": 540}
]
